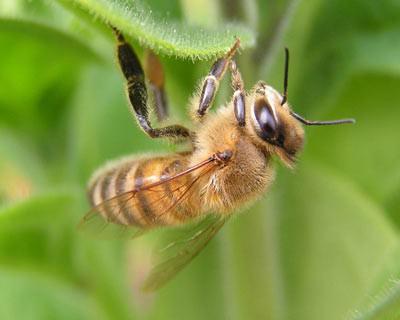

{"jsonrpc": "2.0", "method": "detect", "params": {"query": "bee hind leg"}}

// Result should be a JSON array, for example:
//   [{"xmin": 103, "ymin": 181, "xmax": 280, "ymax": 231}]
[
  {"xmin": 113, "ymin": 27, "xmax": 192, "ymax": 141},
  {"xmin": 144, "ymin": 50, "xmax": 169, "ymax": 122},
  {"xmin": 194, "ymin": 38, "xmax": 241, "ymax": 121}
]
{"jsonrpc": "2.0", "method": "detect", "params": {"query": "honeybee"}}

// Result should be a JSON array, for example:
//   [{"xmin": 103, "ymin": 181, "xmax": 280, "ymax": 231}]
[{"xmin": 81, "ymin": 28, "xmax": 355, "ymax": 291}]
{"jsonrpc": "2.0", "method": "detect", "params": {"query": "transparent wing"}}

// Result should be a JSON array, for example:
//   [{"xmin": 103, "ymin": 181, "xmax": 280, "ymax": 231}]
[
  {"xmin": 79, "ymin": 155, "xmax": 219, "ymax": 239},
  {"xmin": 78, "ymin": 192, "xmax": 146, "ymax": 239},
  {"xmin": 142, "ymin": 213, "xmax": 229, "ymax": 292}
]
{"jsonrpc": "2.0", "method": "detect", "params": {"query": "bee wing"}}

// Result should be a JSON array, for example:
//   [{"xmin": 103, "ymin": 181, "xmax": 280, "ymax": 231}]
[
  {"xmin": 79, "ymin": 155, "xmax": 219, "ymax": 239},
  {"xmin": 78, "ymin": 191, "xmax": 147, "ymax": 239},
  {"xmin": 142, "ymin": 213, "xmax": 229, "ymax": 292}
]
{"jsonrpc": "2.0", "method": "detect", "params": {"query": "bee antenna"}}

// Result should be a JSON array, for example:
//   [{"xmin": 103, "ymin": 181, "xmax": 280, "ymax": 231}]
[
  {"xmin": 290, "ymin": 111, "xmax": 356, "ymax": 126},
  {"xmin": 281, "ymin": 47, "xmax": 289, "ymax": 106}
]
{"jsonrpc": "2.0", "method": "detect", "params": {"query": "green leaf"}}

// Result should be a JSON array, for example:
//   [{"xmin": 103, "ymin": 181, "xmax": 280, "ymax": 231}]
[
  {"xmin": 0, "ymin": 266, "xmax": 103, "ymax": 320},
  {"xmin": 305, "ymin": 74, "xmax": 400, "ymax": 212},
  {"xmin": 180, "ymin": 0, "xmax": 220, "ymax": 27},
  {"xmin": 0, "ymin": 130, "xmax": 47, "ymax": 203},
  {"xmin": 285, "ymin": 0, "xmax": 400, "ymax": 112},
  {"xmin": 0, "ymin": 18, "xmax": 101, "ymax": 162},
  {"xmin": 60, "ymin": 0, "xmax": 255, "ymax": 60},
  {"xmin": 353, "ymin": 285, "xmax": 400, "ymax": 320},
  {"xmin": 276, "ymin": 163, "xmax": 398, "ymax": 320},
  {"xmin": 350, "ymin": 244, "xmax": 400, "ymax": 320},
  {"xmin": 0, "ymin": 192, "xmax": 79, "ymax": 277},
  {"xmin": 0, "ymin": 192, "xmax": 136, "ymax": 320},
  {"xmin": 0, "ymin": 18, "xmax": 100, "ymax": 117}
]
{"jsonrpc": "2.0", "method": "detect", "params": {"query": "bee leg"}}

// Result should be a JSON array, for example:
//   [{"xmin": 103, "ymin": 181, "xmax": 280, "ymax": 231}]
[
  {"xmin": 230, "ymin": 60, "xmax": 246, "ymax": 127},
  {"xmin": 144, "ymin": 50, "xmax": 169, "ymax": 122},
  {"xmin": 113, "ymin": 28, "xmax": 191, "ymax": 140},
  {"xmin": 195, "ymin": 38, "xmax": 241, "ymax": 119}
]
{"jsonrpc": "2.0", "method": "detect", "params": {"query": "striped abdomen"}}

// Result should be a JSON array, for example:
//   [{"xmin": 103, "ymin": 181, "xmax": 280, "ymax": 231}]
[{"xmin": 87, "ymin": 154, "xmax": 200, "ymax": 228}]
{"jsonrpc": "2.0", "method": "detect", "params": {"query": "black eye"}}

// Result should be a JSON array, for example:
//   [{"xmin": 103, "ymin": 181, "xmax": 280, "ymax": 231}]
[{"xmin": 254, "ymin": 99, "xmax": 278, "ymax": 141}]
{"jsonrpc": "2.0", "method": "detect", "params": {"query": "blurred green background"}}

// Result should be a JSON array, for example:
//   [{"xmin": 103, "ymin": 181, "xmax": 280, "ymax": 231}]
[{"xmin": 1, "ymin": 0, "xmax": 400, "ymax": 319}]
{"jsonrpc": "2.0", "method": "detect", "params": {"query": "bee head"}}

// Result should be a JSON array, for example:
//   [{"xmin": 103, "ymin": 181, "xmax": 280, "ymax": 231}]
[
  {"xmin": 250, "ymin": 83, "xmax": 304, "ymax": 167},
  {"xmin": 248, "ymin": 48, "xmax": 354, "ymax": 167}
]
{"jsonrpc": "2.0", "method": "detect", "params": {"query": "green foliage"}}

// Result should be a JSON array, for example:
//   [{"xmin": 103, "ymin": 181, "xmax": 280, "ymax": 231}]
[
  {"xmin": 0, "ymin": 194, "xmax": 103, "ymax": 320},
  {"xmin": 1, "ymin": 0, "xmax": 400, "ymax": 319},
  {"xmin": 58, "ymin": 0, "xmax": 255, "ymax": 60}
]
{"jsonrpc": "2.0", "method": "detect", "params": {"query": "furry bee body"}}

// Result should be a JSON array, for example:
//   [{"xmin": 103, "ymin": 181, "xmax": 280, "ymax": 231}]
[
  {"xmin": 88, "ymin": 102, "xmax": 276, "ymax": 228},
  {"xmin": 81, "ymin": 28, "xmax": 354, "ymax": 291}
]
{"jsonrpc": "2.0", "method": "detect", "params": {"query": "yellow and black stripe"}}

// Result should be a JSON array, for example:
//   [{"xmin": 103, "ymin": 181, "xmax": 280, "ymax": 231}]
[{"xmin": 87, "ymin": 154, "xmax": 197, "ymax": 228}]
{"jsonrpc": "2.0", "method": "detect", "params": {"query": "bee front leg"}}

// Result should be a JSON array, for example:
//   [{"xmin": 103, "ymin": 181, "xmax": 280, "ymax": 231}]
[
  {"xmin": 113, "ymin": 28, "xmax": 192, "ymax": 140},
  {"xmin": 230, "ymin": 60, "xmax": 246, "ymax": 127},
  {"xmin": 194, "ymin": 39, "xmax": 241, "ymax": 120}
]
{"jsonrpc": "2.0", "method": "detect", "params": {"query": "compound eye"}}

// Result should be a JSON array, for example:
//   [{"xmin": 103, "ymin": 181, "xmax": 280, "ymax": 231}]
[{"xmin": 254, "ymin": 99, "xmax": 278, "ymax": 141}]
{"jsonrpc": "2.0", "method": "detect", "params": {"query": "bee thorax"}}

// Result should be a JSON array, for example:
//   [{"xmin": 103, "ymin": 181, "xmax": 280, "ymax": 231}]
[{"xmin": 202, "ymin": 136, "xmax": 274, "ymax": 214}]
